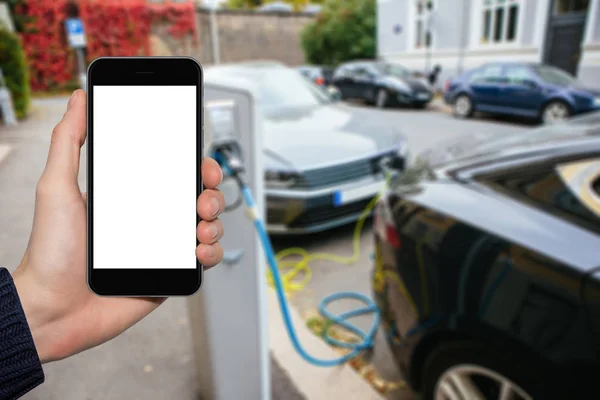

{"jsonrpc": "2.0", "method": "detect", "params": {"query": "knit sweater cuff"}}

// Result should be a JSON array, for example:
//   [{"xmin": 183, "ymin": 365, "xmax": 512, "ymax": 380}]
[{"xmin": 0, "ymin": 267, "xmax": 44, "ymax": 400}]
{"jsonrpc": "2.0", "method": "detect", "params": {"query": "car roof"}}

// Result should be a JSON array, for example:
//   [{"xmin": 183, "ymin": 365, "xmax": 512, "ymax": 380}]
[{"xmin": 422, "ymin": 112, "xmax": 600, "ymax": 174}]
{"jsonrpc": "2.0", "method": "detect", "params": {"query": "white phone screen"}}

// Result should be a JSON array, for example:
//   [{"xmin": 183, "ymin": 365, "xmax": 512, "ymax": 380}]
[{"xmin": 92, "ymin": 85, "xmax": 197, "ymax": 269}]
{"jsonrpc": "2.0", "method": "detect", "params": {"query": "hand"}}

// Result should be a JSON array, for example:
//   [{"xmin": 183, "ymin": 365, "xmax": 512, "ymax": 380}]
[{"xmin": 12, "ymin": 89, "xmax": 225, "ymax": 364}]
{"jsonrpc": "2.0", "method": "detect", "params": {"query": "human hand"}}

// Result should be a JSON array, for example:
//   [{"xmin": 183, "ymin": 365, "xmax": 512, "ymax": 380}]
[{"xmin": 12, "ymin": 89, "xmax": 225, "ymax": 363}]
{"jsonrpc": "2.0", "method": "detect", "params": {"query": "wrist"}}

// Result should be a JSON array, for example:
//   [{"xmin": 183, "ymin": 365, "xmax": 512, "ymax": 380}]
[{"xmin": 12, "ymin": 267, "xmax": 55, "ymax": 364}]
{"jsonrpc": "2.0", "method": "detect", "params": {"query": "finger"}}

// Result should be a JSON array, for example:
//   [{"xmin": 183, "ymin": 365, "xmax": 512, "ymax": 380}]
[
  {"xmin": 197, "ymin": 219, "xmax": 224, "ymax": 245},
  {"xmin": 196, "ymin": 243, "xmax": 224, "ymax": 269},
  {"xmin": 197, "ymin": 189, "xmax": 225, "ymax": 221},
  {"xmin": 202, "ymin": 158, "xmax": 223, "ymax": 189},
  {"xmin": 43, "ymin": 90, "xmax": 87, "ymax": 183},
  {"xmin": 82, "ymin": 191, "xmax": 87, "ymax": 206}
]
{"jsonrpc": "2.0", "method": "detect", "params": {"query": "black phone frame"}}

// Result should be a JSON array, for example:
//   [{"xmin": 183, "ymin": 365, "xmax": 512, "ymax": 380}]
[{"xmin": 87, "ymin": 57, "xmax": 203, "ymax": 296}]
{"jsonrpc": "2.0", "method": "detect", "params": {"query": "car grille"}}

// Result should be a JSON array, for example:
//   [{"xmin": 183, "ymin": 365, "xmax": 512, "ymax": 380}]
[
  {"xmin": 290, "ymin": 198, "xmax": 373, "ymax": 228},
  {"xmin": 293, "ymin": 153, "xmax": 396, "ymax": 189}
]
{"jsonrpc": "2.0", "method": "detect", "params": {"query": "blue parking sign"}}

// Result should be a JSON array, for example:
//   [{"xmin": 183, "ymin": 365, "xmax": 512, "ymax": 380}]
[{"xmin": 65, "ymin": 18, "xmax": 86, "ymax": 48}]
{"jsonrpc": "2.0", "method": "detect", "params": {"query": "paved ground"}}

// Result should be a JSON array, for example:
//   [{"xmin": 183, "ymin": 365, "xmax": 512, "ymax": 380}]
[{"xmin": 0, "ymin": 97, "xmax": 527, "ymax": 399}]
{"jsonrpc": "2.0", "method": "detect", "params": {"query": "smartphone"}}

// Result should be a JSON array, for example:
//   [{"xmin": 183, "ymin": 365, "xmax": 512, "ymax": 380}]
[{"xmin": 87, "ymin": 57, "xmax": 203, "ymax": 296}]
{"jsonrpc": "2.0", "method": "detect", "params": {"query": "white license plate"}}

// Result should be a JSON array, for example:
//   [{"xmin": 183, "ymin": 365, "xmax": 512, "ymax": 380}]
[
  {"xmin": 416, "ymin": 93, "xmax": 430, "ymax": 100},
  {"xmin": 333, "ymin": 181, "xmax": 384, "ymax": 207}
]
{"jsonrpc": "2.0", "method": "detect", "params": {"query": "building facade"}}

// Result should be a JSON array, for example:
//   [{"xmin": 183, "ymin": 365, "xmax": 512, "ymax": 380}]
[{"xmin": 377, "ymin": 0, "xmax": 600, "ymax": 88}]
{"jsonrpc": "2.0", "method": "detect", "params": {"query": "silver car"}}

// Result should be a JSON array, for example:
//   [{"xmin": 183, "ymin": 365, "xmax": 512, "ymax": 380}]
[{"xmin": 205, "ymin": 62, "xmax": 408, "ymax": 234}]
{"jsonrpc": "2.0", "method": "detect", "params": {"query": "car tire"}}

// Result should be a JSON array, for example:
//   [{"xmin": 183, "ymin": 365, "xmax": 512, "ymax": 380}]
[
  {"xmin": 375, "ymin": 88, "xmax": 389, "ymax": 108},
  {"xmin": 541, "ymin": 100, "xmax": 571, "ymax": 124},
  {"xmin": 414, "ymin": 103, "xmax": 428, "ymax": 110},
  {"xmin": 453, "ymin": 94, "xmax": 473, "ymax": 118},
  {"xmin": 421, "ymin": 340, "xmax": 553, "ymax": 400}
]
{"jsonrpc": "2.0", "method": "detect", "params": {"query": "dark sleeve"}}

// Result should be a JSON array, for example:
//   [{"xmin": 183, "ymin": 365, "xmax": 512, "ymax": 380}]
[{"xmin": 0, "ymin": 268, "xmax": 45, "ymax": 400}]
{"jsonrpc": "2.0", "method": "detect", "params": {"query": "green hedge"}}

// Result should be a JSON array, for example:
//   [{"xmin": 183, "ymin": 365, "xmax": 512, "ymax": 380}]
[
  {"xmin": 0, "ymin": 26, "xmax": 31, "ymax": 119},
  {"xmin": 301, "ymin": 0, "xmax": 376, "ymax": 67}
]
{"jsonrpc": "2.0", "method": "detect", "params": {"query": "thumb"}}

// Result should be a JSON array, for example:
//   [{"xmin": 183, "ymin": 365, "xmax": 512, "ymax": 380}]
[{"xmin": 41, "ymin": 90, "xmax": 87, "ymax": 184}]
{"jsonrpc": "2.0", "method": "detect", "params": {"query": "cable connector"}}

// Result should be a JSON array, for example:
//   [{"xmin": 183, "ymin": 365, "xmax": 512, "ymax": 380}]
[{"xmin": 211, "ymin": 142, "xmax": 245, "ymax": 178}]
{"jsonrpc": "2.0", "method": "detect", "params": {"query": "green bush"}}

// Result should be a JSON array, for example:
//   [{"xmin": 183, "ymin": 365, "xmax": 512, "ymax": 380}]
[
  {"xmin": 0, "ymin": 26, "xmax": 30, "ymax": 119},
  {"xmin": 301, "ymin": 0, "xmax": 376, "ymax": 66}
]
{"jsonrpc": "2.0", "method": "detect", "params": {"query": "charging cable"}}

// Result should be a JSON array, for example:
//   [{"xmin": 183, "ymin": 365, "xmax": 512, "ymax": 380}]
[{"xmin": 214, "ymin": 148, "xmax": 384, "ymax": 367}]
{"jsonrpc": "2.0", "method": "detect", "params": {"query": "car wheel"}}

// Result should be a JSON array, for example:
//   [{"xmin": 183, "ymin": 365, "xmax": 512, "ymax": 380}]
[
  {"xmin": 375, "ymin": 88, "xmax": 389, "ymax": 108},
  {"xmin": 453, "ymin": 94, "xmax": 473, "ymax": 118},
  {"xmin": 421, "ymin": 341, "xmax": 550, "ymax": 400},
  {"xmin": 541, "ymin": 100, "xmax": 571, "ymax": 124}
]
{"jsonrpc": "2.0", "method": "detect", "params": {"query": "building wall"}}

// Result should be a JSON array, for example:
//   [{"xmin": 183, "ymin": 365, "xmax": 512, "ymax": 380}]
[
  {"xmin": 152, "ymin": 8, "xmax": 315, "ymax": 66},
  {"xmin": 377, "ymin": 0, "xmax": 410, "ymax": 56},
  {"xmin": 578, "ymin": 0, "xmax": 600, "ymax": 85},
  {"xmin": 378, "ymin": 0, "xmax": 600, "ymax": 87}
]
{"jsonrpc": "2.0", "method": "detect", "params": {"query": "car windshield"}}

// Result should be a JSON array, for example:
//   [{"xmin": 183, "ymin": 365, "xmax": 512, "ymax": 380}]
[
  {"xmin": 246, "ymin": 68, "xmax": 331, "ymax": 111},
  {"xmin": 376, "ymin": 63, "xmax": 411, "ymax": 79},
  {"xmin": 533, "ymin": 65, "xmax": 579, "ymax": 86}
]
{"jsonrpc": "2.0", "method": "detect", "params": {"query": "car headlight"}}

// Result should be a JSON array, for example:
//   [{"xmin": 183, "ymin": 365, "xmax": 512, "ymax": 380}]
[
  {"xmin": 593, "ymin": 97, "xmax": 600, "ymax": 107},
  {"xmin": 264, "ymin": 170, "xmax": 300, "ymax": 189}
]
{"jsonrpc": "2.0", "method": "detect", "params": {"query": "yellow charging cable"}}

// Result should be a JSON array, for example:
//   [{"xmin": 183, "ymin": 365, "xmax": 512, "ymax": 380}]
[{"xmin": 267, "ymin": 173, "xmax": 392, "ymax": 295}]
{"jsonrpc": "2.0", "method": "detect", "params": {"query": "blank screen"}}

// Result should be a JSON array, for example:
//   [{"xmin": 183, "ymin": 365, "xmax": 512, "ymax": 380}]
[{"xmin": 92, "ymin": 85, "xmax": 197, "ymax": 269}]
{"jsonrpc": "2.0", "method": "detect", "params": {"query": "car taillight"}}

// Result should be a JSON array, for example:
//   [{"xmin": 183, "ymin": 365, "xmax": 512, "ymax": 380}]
[
  {"xmin": 444, "ymin": 80, "xmax": 450, "ymax": 92},
  {"xmin": 386, "ymin": 225, "xmax": 402, "ymax": 249},
  {"xmin": 315, "ymin": 77, "xmax": 325, "ymax": 86}
]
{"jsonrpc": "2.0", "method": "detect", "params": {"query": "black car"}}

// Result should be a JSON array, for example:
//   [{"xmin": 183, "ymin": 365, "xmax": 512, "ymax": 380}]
[
  {"xmin": 372, "ymin": 112, "xmax": 600, "ymax": 399},
  {"xmin": 332, "ymin": 60, "xmax": 433, "ymax": 109}
]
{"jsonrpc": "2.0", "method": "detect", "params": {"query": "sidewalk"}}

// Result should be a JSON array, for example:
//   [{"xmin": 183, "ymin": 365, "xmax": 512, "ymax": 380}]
[{"xmin": 0, "ymin": 97, "xmax": 307, "ymax": 400}]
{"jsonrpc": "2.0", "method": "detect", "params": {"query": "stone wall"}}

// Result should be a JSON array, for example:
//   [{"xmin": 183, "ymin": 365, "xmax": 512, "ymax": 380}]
[{"xmin": 151, "ymin": 8, "xmax": 316, "ymax": 66}]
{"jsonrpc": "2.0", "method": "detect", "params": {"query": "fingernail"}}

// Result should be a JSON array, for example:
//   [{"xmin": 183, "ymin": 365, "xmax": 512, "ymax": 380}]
[
  {"xmin": 208, "ymin": 223, "xmax": 219, "ymax": 239},
  {"xmin": 210, "ymin": 197, "xmax": 220, "ymax": 217},
  {"xmin": 67, "ymin": 91, "xmax": 77, "ymax": 110}
]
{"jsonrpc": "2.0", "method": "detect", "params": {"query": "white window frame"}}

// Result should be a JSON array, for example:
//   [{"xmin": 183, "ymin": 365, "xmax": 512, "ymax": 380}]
[
  {"xmin": 470, "ymin": 0, "xmax": 525, "ymax": 50},
  {"xmin": 408, "ymin": 0, "xmax": 435, "ymax": 52}
]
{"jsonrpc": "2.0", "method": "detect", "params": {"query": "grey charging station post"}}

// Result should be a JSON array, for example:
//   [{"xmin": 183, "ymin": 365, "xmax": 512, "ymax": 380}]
[{"xmin": 187, "ymin": 78, "xmax": 270, "ymax": 400}]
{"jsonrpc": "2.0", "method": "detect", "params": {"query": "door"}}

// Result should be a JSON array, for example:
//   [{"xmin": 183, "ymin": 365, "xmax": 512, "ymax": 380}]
[
  {"xmin": 469, "ymin": 64, "xmax": 505, "ymax": 111},
  {"xmin": 544, "ymin": 0, "xmax": 590, "ymax": 75},
  {"xmin": 499, "ymin": 65, "xmax": 545, "ymax": 117},
  {"xmin": 352, "ymin": 65, "xmax": 376, "ymax": 101},
  {"xmin": 332, "ymin": 65, "xmax": 355, "ymax": 99}
]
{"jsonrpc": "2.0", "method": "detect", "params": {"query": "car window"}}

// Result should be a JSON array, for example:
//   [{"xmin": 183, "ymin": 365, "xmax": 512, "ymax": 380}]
[
  {"xmin": 532, "ymin": 65, "xmax": 578, "ymax": 86},
  {"xmin": 484, "ymin": 159, "xmax": 600, "ymax": 234},
  {"xmin": 231, "ymin": 68, "xmax": 331, "ymax": 111},
  {"xmin": 333, "ymin": 66, "xmax": 352, "ymax": 79},
  {"xmin": 504, "ymin": 66, "xmax": 535, "ymax": 85},
  {"xmin": 377, "ymin": 63, "xmax": 410, "ymax": 79},
  {"xmin": 470, "ymin": 65, "xmax": 504, "ymax": 83},
  {"xmin": 353, "ymin": 66, "xmax": 373, "ymax": 78}
]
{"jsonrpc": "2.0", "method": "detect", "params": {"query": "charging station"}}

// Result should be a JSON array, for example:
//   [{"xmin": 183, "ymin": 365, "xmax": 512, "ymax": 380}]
[{"xmin": 187, "ymin": 78, "xmax": 270, "ymax": 400}]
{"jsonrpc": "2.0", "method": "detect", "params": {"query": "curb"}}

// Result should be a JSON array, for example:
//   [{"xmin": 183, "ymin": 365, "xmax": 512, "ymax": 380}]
[{"xmin": 267, "ymin": 289, "xmax": 384, "ymax": 400}]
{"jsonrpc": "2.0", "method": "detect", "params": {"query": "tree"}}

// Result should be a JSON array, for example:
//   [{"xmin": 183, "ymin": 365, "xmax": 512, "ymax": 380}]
[
  {"xmin": 226, "ymin": 0, "xmax": 263, "ymax": 9},
  {"xmin": 301, "ymin": 0, "xmax": 375, "ymax": 66},
  {"xmin": 0, "ymin": 26, "xmax": 31, "ymax": 118}
]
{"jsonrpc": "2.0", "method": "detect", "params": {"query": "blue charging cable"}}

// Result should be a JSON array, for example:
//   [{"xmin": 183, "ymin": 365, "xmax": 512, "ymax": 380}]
[{"xmin": 214, "ymin": 149, "xmax": 380, "ymax": 367}]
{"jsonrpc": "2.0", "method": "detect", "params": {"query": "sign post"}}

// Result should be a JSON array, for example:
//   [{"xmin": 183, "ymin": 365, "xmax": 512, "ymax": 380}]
[{"xmin": 64, "ymin": 18, "xmax": 87, "ymax": 89}]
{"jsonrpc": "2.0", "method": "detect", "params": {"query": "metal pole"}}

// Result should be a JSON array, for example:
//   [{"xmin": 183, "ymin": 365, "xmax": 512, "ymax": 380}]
[
  {"xmin": 75, "ymin": 48, "xmax": 86, "ymax": 89},
  {"xmin": 209, "ymin": 8, "xmax": 221, "ymax": 64},
  {"xmin": 457, "ymin": 0, "xmax": 469, "ymax": 75}
]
